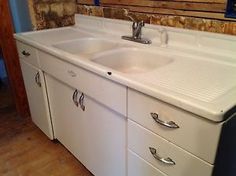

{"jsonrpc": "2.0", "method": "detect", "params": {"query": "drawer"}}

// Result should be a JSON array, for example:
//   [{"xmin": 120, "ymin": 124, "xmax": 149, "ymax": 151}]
[
  {"xmin": 16, "ymin": 41, "xmax": 39, "ymax": 67},
  {"xmin": 128, "ymin": 89, "xmax": 222, "ymax": 164},
  {"xmin": 128, "ymin": 149, "xmax": 168, "ymax": 176},
  {"xmin": 39, "ymin": 51, "xmax": 126, "ymax": 116},
  {"xmin": 128, "ymin": 120, "xmax": 213, "ymax": 176}
]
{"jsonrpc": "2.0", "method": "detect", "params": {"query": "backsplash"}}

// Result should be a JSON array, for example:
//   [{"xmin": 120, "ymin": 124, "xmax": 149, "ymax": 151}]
[
  {"xmin": 28, "ymin": 0, "xmax": 76, "ymax": 30},
  {"xmin": 76, "ymin": 1, "xmax": 236, "ymax": 35},
  {"xmin": 28, "ymin": 0, "xmax": 236, "ymax": 35}
]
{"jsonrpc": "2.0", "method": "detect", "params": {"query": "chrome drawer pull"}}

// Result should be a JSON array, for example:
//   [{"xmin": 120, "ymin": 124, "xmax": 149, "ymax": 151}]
[
  {"xmin": 149, "ymin": 147, "xmax": 175, "ymax": 165},
  {"xmin": 34, "ymin": 72, "xmax": 41, "ymax": 87},
  {"xmin": 22, "ymin": 50, "xmax": 30, "ymax": 56},
  {"xmin": 150, "ymin": 113, "xmax": 179, "ymax": 129},
  {"xmin": 72, "ymin": 89, "xmax": 79, "ymax": 107},
  {"xmin": 79, "ymin": 93, "xmax": 85, "ymax": 111}
]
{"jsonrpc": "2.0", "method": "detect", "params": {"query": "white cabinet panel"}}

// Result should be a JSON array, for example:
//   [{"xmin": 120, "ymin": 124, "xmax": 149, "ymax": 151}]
[
  {"xmin": 128, "ymin": 120, "xmax": 213, "ymax": 176},
  {"xmin": 128, "ymin": 149, "xmax": 168, "ymax": 176},
  {"xmin": 128, "ymin": 88, "xmax": 221, "ymax": 164},
  {"xmin": 16, "ymin": 41, "xmax": 39, "ymax": 67},
  {"xmin": 45, "ymin": 74, "xmax": 126, "ymax": 176},
  {"xmin": 39, "ymin": 51, "xmax": 126, "ymax": 116},
  {"xmin": 20, "ymin": 59, "xmax": 53, "ymax": 139}
]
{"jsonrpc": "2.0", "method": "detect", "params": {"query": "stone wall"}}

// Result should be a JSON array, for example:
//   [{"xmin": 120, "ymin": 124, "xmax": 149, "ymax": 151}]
[
  {"xmin": 27, "ymin": 0, "xmax": 236, "ymax": 35},
  {"xmin": 28, "ymin": 0, "xmax": 76, "ymax": 30}
]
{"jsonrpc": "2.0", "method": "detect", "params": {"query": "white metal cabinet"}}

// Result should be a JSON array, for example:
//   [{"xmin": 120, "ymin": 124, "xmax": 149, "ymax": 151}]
[
  {"xmin": 128, "ymin": 150, "xmax": 168, "ymax": 176},
  {"xmin": 39, "ymin": 51, "xmax": 126, "ymax": 116},
  {"xmin": 20, "ymin": 59, "xmax": 53, "ymax": 139},
  {"xmin": 128, "ymin": 120, "xmax": 213, "ymax": 176},
  {"xmin": 45, "ymin": 74, "xmax": 126, "ymax": 176},
  {"xmin": 16, "ymin": 41, "xmax": 39, "ymax": 67},
  {"xmin": 128, "ymin": 88, "xmax": 221, "ymax": 164}
]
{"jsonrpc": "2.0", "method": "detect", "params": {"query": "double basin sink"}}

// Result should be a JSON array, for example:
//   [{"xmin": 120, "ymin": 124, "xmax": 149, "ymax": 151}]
[{"xmin": 53, "ymin": 37, "xmax": 173, "ymax": 74}]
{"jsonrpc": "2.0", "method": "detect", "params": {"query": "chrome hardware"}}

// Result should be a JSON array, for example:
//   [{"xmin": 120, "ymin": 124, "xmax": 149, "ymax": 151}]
[
  {"xmin": 123, "ymin": 9, "xmax": 136, "ymax": 23},
  {"xmin": 121, "ymin": 35, "xmax": 151, "ymax": 44},
  {"xmin": 22, "ymin": 50, "xmax": 30, "ymax": 56},
  {"xmin": 67, "ymin": 70, "xmax": 77, "ymax": 77},
  {"xmin": 79, "ymin": 93, "xmax": 85, "ymax": 111},
  {"xmin": 34, "ymin": 72, "xmax": 41, "ymax": 87},
  {"xmin": 132, "ymin": 20, "xmax": 145, "ymax": 40},
  {"xmin": 72, "ymin": 89, "xmax": 79, "ymax": 107},
  {"xmin": 149, "ymin": 147, "xmax": 175, "ymax": 165},
  {"xmin": 150, "ymin": 113, "xmax": 179, "ymax": 129},
  {"xmin": 122, "ymin": 9, "xmax": 151, "ymax": 44}
]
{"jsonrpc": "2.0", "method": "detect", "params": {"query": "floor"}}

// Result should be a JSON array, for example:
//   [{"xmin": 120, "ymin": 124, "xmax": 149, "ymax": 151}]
[{"xmin": 0, "ymin": 82, "xmax": 93, "ymax": 176}]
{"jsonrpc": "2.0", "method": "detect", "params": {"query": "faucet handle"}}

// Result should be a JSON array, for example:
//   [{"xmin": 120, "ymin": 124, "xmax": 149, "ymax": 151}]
[
  {"xmin": 139, "ymin": 21, "xmax": 145, "ymax": 27},
  {"xmin": 139, "ymin": 20, "xmax": 145, "ymax": 26},
  {"xmin": 132, "ymin": 20, "xmax": 144, "ymax": 28}
]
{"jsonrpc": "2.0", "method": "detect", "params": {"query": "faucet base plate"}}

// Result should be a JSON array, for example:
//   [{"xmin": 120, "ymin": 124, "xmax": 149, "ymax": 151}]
[{"xmin": 121, "ymin": 36, "xmax": 152, "ymax": 44}]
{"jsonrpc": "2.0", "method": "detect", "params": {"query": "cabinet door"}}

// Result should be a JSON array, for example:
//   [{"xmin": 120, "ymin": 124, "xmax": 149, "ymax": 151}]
[
  {"xmin": 20, "ymin": 59, "xmax": 53, "ymax": 139},
  {"xmin": 45, "ymin": 74, "xmax": 126, "ymax": 176}
]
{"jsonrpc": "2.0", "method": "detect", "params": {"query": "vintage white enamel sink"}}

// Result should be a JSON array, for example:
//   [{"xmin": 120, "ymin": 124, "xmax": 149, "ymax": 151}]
[
  {"xmin": 91, "ymin": 48, "xmax": 174, "ymax": 74},
  {"xmin": 53, "ymin": 38, "xmax": 120, "ymax": 55}
]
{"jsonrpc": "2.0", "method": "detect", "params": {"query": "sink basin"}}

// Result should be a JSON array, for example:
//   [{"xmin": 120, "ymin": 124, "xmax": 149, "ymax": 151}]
[
  {"xmin": 91, "ymin": 48, "xmax": 173, "ymax": 74},
  {"xmin": 53, "ymin": 38, "xmax": 119, "ymax": 55}
]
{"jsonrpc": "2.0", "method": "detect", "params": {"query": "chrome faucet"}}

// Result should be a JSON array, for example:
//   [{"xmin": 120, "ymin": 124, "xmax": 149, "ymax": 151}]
[
  {"xmin": 122, "ymin": 11, "xmax": 151, "ymax": 44},
  {"xmin": 132, "ymin": 21, "xmax": 145, "ymax": 39}
]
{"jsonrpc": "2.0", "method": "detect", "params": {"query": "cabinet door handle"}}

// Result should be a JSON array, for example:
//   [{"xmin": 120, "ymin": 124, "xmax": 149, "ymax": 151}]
[
  {"xmin": 72, "ymin": 89, "xmax": 79, "ymax": 107},
  {"xmin": 34, "ymin": 72, "xmax": 41, "ymax": 87},
  {"xmin": 150, "ymin": 113, "xmax": 179, "ymax": 129},
  {"xmin": 79, "ymin": 93, "xmax": 85, "ymax": 111},
  {"xmin": 149, "ymin": 147, "xmax": 175, "ymax": 165},
  {"xmin": 22, "ymin": 50, "xmax": 31, "ymax": 56}
]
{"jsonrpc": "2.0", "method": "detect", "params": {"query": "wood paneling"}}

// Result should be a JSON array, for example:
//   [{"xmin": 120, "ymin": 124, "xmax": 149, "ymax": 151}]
[
  {"xmin": 76, "ymin": 0, "xmax": 94, "ymax": 5},
  {"xmin": 100, "ymin": 0, "xmax": 232, "ymax": 21},
  {"xmin": 101, "ymin": 0, "xmax": 226, "ymax": 12},
  {"xmin": 0, "ymin": 0, "xmax": 30, "ymax": 118},
  {"xmin": 77, "ymin": 5, "xmax": 236, "ymax": 35}
]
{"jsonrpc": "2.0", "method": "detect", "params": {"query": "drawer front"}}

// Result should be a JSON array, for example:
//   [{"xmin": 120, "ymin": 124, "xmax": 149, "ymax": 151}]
[
  {"xmin": 128, "ymin": 149, "xmax": 168, "ymax": 176},
  {"xmin": 39, "ymin": 51, "xmax": 126, "ymax": 115},
  {"xmin": 128, "ymin": 89, "xmax": 221, "ymax": 164},
  {"xmin": 128, "ymin": 120, "xmax": 213, "ymax": 176},
  {"xmin": 16, "ymin": 41, "xmax": 39, "ymax": 67}
]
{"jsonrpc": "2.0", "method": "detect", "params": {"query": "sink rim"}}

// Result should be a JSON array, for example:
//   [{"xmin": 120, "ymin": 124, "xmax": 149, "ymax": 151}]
[
  {"xmin": 52, "ymin": 37, "xmax": 130, "ymax": 57},
  {"xmin": 52, "ymin": 37, "xmax": 117, "ymax": 46}
]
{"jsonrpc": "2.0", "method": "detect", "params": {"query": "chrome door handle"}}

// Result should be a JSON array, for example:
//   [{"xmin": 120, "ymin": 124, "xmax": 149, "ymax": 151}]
[
  {"xmin": 34, "ymin": 72, "xmax": 41, "ymax": 87},
  {"xmin": 149, "ymin": 147, "xmax": 175, "ymax": 165},
  {"xmin": 22, "ymin": 50, "xmax": 30, "ymax": 56},
  {"xmin": 72, "ymin": 89, "xmax": 79, "ymax": 107},
  {"xmin": 150, "ymin": 113, "xmax": 179, "ymax": 129},
  {"xmin": 79, "ymin": 93, "xmax": 85, "ymax": 111}
]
